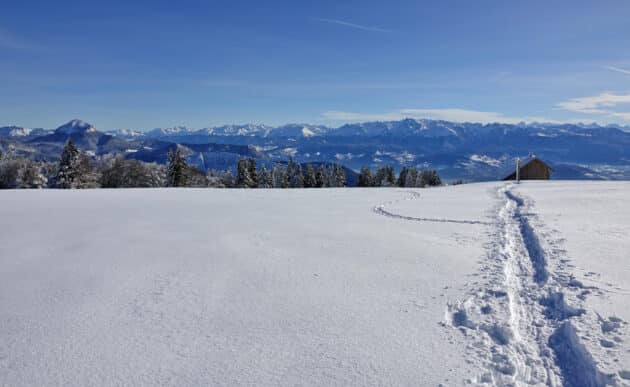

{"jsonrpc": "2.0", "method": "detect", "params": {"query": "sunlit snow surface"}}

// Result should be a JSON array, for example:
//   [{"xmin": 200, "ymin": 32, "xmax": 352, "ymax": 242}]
[{"xmin": 1, "ymin": 182, "xmax": 629, "ymax": 386}]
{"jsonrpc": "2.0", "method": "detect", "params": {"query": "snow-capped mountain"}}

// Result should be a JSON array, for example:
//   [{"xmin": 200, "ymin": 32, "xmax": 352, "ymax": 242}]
[
  {"xmin": 197, "ymin": 124, "xmax": 272, "ymax": 137},
  {"xmin": 0, "ymin": 126, "xmax": 32, "ymax": 137},
  {"xmin": 54, "ymin": 119, "xmax": 98, "ymax": 135},
  {"xmin": 145, "ymin": 126, "xmax": 195, "ymax": 137},
  {"xmin": 332, "ymin": 118, "xmax": 460, "ymax": 137},
  {"xmin": 0, "ymin": 126, "xmax": 51, "ymax": 138},
  {"xmin": 3, "ymin": 118, "xmax": 630, "ymax": 181},
  {"xmin": 106, "ymin": 129, "xmax": 145, "ymax": 138},
  {"xmin": 266, "ymin": 124, "xmax": 329, "ymax": 138}
]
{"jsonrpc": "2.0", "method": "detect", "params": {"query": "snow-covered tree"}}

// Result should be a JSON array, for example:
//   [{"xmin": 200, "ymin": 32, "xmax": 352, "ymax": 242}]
[
  {"xmin": 55, "ymin": 139, "xmax": 81, "ymax": 188},
  {"xmin": 0, "ymin": 158, "xmax": 21, "ymax": 189},
  {"xmin": 291, "ymin": 163, "xmax": 304, "ymax": 188},
  {"xmin": 271, "ymin": 164, "xmax": 289, "ymax": 188},
  {"xmin": 221, "ymin": 170, "xmax": 235, "ymax": 188},
  {"xmin": 374, "ymin": 165, "xmax": 396, "ymax": 187},
  {"xmin": 97, "ymin": 156, "xmax": 157, "ymax": 188},
  {"xmin": 258, "ymin": 165, "xmax": 272, "ymax": 188},
  {"xmin": 187, "ymin": 167, "xmax": 209, "ymax": 187},
  {"xmin": 17, "ymin": 159, "xmax": 47, "ymax": 188},
  {"xmin": 74, "ymin": 153, "xmax": 99, "ymax": 188},
  {"xmin": 315, "ymin": 164, "xmax": 328, "ymax": 187}
]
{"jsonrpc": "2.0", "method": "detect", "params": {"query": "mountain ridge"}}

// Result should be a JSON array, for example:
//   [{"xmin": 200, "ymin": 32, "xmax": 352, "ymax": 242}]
[{"xmin": 2, "ymin": 118, "xmax": 629, "ymax": 181}]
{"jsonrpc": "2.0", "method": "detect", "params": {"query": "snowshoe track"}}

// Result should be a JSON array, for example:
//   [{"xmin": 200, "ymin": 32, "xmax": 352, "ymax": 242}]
[
  {"xmin": 373, "ymin": 190, "xmax": 491, "ymax": 225},
  {"xmin": 444, "ymin": 184, "xmax": 622, "ymax": 386}
]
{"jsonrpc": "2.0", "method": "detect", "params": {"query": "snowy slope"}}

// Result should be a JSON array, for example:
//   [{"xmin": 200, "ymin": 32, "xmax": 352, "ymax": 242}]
[{"xmin": 0, "ymin": 183, "xmax": 629, "ymax": 386}]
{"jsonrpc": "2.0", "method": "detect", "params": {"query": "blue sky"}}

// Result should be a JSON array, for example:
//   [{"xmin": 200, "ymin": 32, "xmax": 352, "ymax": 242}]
[{"xmin": 1, "ymin": 0, "xmax": 630, "ymax": 130}]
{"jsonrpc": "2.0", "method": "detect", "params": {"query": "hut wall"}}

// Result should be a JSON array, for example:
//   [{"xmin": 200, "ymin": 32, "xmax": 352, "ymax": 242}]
[{"xmin": 520, "ymin": 160, "xmax": 550, "ymax": 180}]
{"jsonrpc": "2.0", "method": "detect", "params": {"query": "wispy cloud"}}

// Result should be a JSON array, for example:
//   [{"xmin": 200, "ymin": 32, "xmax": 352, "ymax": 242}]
[
  {"xmin": 313, "ymin": 18, "xmax": 391, "ymax": 33},
  {"xmin": 556, "ymin": 92, "xmax": 630, "ymax": 120},
  {"xmin": 603, "ymin": 65, "xmax": 630, "ymax": 76},
  {"xmin": 322, "ymin": 108, "xmax": 549, "ymax": 124},
  {"xmin": 201, "ymin": 79, "xmax": 430, "ymax": 91}
]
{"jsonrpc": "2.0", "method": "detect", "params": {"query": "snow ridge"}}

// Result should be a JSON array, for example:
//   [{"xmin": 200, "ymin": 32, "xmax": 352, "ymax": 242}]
[{"xmin": 445, "ymin": 185, "xmax": 619, "ymax": 386}]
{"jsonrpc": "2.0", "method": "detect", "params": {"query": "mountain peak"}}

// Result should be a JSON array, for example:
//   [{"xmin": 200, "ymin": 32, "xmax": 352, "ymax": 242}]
[{"xmin": 55, "ymin": 119, "xmax": 97, "ymax": 134}]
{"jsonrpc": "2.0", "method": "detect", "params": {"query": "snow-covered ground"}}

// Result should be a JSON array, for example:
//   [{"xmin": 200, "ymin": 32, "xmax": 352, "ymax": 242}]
[{"xmin": 0, "ymin": 182, "xmax": 628, "ymax": 386}]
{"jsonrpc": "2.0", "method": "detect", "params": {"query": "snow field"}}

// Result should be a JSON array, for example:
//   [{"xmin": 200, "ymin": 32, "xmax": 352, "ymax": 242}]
[{"xmin": 1, "ymin": 181, "xmax": 629, "ymax": 386}]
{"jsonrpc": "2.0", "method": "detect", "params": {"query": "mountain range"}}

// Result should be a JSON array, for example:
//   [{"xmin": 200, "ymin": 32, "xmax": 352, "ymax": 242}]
[{"xmin": 2, "ymin": 118, "xmax": 630, "ymax": 181}]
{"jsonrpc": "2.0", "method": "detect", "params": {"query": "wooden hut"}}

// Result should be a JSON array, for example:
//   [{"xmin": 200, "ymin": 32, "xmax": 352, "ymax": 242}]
[{"xmin": 503, "ymin": 155, "xmax": 552, "ymax": 180}]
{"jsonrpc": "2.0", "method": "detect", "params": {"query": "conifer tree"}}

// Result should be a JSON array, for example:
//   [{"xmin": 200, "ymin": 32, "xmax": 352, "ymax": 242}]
[
  {"xmin": 55, "ymin": 139, "xmax": 80, "ymax": 188},
  {"xmin": 166, "ymin": 147, "xmax": 189, "ymax": 187},
  {"xmin": 280, "ymin": 167, "xmax": 290, "ymax": 188},
  {"xmin": 221, "ymin": 170, "xmax": 235, "ymax": 188},
  {"xmin": 236, "ymin": 158, "xmax": 251, "ymax": 188},
  {"xmin": 315, "ymin": 164, "xmax": 328, "ymax": 187},
  {"xmin": 258, "ymin": 165, "xmax": 272, "ymax": 188},
  {"xmin": 271, "ymin": 164, "xmax": 285, "ymax": 188},
  {"xmin": 374, "ymin": 165, "xmax": 396, "ymax": 187},
  {"xmin": 358, "ymin": 166, "xmax": 374, "ymax": 187},
  {"xmin": 291, "ymin": 163, "xmax": 304, "ymax": 188},
  {"xmin": 303, "ymin": 163, "xmax": 316, "ymax": 188},
  {"xmin": 247, "ymin": 158, "xmax": 258, "ymax": 188},
  {"xmin": 335, "ymin": 165, "xmax": 346, "ymax": 187}
]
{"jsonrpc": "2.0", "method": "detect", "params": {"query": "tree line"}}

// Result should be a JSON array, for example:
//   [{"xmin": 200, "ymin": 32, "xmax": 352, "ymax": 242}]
[
  {"xmin": 357, "ymin": 165, "xmax": 441, "ymax": 187},
  {"xmin": 0, "ymin": 139, "xmax": 441, "ymax": 189},
  {"xmin": 234, "ymin": 158, "xmax": 346, "ymax": 188},
  {"xmin": 0, "ymin": 140, "xmax": 348, "ymax": 189}
]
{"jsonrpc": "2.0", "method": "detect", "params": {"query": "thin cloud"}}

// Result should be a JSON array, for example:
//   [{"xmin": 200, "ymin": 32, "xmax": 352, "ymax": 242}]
[
  {"xmin": 556, "ymin": 92, "xmax": 630, "ymax": 122},
  {"xmin": 313, "ymin": 18, "xmax": 391, "ymax": 33},
  {"xmin": 322, "ymin": 108, "xmax": 549, "ymax": 124},
  {"xmin": 603, "ymin": 65, "xmax": 630, "ymax": 76},
  {"xmin": 556, "ymin": 92, "xmax": 630, "ymax": 113}
]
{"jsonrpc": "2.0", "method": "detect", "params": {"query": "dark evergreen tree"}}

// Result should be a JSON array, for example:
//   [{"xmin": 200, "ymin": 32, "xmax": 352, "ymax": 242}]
[
  {"xmin": 281, "ymin": 167, "xmax": 290, "ymax": 188},
  {"xmin": 397, "ymin": 166, "xmax": 410, "ymax": 187},
  {"xmin": 166, "ymin": 147, "xmax": 189, "ymax": 187},
  {"xmin": 315, "ymin": 164, "xmax": 327, "ymax": 187},
  {"xmin": 398, "ymin": 166, "xmax": 419, "ymax": 187},
  {"xmin": 335, "ymin": 165, "xmax": 346, "ymax": 187},
  {"xmin": 303, "ymin": 164, "xmax": 316, "ymax": 188},
  {"xmin": 418, "ymin": 169, "xmax": 442, "ymax": 187},
  {"xmin": 247, "ymin": 158, "xmax": 258, "ymax": 188},
  {"xmin": 236, "ymin": 158, "xmax": 251, "ymax": 188},
  {"xmin": 374, "ymin": 165, "xmax": 396, "ymax": 187},
  {"xmin": 358, "ymin": 166, "xmax": 374, "ymax": 187}
]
